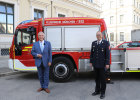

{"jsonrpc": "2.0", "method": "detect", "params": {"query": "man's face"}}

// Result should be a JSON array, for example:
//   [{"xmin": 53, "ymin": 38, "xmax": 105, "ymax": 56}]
[
  {"xmin": 38, "ymin": 32, "xmax": 44, "ymax": 41},
  {"xmin": 96, "ymin": 32, "xmax": 102, "ymax": 40}
]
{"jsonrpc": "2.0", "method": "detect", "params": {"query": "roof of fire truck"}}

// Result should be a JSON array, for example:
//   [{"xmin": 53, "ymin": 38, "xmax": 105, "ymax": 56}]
[{"xmin": 16, "ymin": 17, "xmax": 106, "ymax": 29}]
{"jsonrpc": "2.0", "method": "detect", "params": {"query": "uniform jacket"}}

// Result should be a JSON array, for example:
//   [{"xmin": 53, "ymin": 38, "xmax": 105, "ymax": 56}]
[{"xmin": 90, "ymin": 40, "xmax": 110, "ymax": 68}]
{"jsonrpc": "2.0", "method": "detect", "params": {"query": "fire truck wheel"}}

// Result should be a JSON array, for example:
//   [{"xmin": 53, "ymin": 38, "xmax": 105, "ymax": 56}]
[{"xmin": 50, "ymin": 57, "xmax": 74, "ymax": 82}]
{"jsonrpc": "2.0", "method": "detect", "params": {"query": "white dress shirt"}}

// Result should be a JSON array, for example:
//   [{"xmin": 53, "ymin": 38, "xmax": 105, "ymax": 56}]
[
  {"xmin": 97, "ymin": 39, "xmax": 102, "ymax": 45},
  {"xmin": 39, "ymin": 40, "xmax": 44, "ymax": 52}
]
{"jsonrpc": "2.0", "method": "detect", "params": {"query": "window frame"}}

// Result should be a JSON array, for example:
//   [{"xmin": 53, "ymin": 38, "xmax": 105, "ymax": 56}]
[
  {"xmin": 88, "ymin": 0, "xmax": 93, "ymax": 3},
  {"xmin": 110, "ymin": 16, "xmax": 114, "ymax": 24},
  {"xmin": 120, "ymin": 15, "xmax": 124, "ymax": 23},
  {"xmin": 58, "ymin": 13, "xmax": 66, "ymax": 17},
  {"xmin": 120, "ymin": 32, "xmax": 124, "ymax": 41},
  {"xmin": 15, "ymin": 28, "xmax": 36, "ymax": 47},
  {"xmin": 110, "ymin": 32, "xmax": 114, "ymax": 41},
  {"xmin": 120, "ymin": 0, "xmax": 124, "ymax": 6},
  {"xmin": 34, "ymin": 9, "xmax": 44, "ymax": 20},
  {"xmin": 119, "ymin": 43, "xmax": 129, "ymax": 48},
  {"xmin": 110, "ymin": 1, "xmax": 114, "ymax": 8},
  {"xmin": 0, "ymin": 2, "xmax": 14, "ymax": 34}
]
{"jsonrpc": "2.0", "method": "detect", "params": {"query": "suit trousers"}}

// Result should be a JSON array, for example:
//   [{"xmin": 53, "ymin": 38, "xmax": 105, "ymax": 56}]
[
  {"xmin": 94, "ymin": 67, "xmax": 106, "ymax": 94},
  {"xmin": 37, "ymin": 62, "xmax": 50, "ymax": 89}
]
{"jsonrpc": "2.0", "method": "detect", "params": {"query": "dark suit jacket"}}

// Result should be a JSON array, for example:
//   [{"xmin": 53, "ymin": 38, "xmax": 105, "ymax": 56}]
[{"xmin": 90, "ymin": 40, "xmax": 110, "ymax": 68}]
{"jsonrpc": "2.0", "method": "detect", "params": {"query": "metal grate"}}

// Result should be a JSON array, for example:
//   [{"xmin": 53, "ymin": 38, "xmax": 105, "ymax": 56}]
[{"xmin": 1, "ymin": 48, "xmax": 9, "ymax": 56}]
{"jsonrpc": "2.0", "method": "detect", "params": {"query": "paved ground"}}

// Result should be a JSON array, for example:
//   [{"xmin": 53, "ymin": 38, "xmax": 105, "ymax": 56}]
[
  {"xmin": 0, "ymin": 72, "xmax": 140, "ymax": 100},
  {"xmin": 0, "ymin": 56, "xmax": 11, "ymax": 73},
  {"xmin": 0, "ymin": 56, "xmax": 9, "ymax": 68},
  {"xmin": 0, "ymin": 56, "xmax": 140, "ymax": 100},
  {"xmin": 0, "ymin": 56, "xmax": 19, "ymax": 76}
]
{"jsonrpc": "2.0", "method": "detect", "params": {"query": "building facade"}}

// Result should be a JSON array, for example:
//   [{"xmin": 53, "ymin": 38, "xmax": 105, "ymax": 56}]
[
  {"xmin": 0, "ymin": 0, "xmax": 101, "ymax": 56},
  {"xmin": 100, "ymin": 0, "xmax": 140, "ymax": 47}
]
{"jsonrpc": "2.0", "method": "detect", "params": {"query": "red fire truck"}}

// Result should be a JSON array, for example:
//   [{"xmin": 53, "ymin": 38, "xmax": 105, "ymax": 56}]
[{"xmin": 9, "ymin": 17, "xmax": 109, "ymax": 82}]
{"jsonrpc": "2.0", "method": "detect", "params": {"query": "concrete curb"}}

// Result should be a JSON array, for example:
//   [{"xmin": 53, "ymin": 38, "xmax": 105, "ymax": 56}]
[{"xmin": 0, "ymin": 71, "xmax": 21, "ymax": 77}]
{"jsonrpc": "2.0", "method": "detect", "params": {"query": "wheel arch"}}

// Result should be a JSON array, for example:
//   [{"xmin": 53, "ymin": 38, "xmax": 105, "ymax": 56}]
[{"xmin": 52, "ymin": 54, "xmax": 77, "ymax": 70}]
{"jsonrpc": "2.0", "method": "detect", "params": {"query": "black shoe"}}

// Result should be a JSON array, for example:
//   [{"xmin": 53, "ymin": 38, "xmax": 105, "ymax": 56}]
[
  {"xmin": 92, "ymin": 92, "xmax": 100, "ymax": 96},
  {"xmin": 100, "ymin": 94, "xmax": 105, "ymax": 99}
]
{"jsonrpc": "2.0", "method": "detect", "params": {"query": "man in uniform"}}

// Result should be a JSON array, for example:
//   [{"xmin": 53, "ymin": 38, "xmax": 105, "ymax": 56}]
[{"xmin": 90, "ymin": 31, "xmax": 110, "ymax": 99}]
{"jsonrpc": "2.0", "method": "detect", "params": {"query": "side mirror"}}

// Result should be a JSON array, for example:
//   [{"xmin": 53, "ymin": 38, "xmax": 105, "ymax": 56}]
[{"xmin": 124, "ymin": 48, "xmax": 126, "ymax": 52}]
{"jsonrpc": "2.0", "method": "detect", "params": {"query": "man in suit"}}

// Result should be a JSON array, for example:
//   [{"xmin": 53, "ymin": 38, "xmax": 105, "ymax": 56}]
[
  {"xmin": 31, "ymin": 32, "xmax": 52, "ymax": 93},
  {"xmin": 90, "ymin": 31, "xmax": 110, "ymax": 99}
]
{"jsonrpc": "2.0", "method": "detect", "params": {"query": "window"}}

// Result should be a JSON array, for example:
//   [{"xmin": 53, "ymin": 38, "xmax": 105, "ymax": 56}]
[
  {"xmin": 34, "ymin": 9, "xmax": 43, "ymax": 20},
  {"xmin": 110, "ymin": 33, "xmax": 114, "ymax": 41},
  {"xmin": 22, "ymin": 32, "xmax": 32, "ymax": 45},
  {"xmin": 132, "ymin": 43, "xmax": 140, "ymax": 47},
  {"xmin": 120, "ymin": 15, "xmax": 124, "ymax": 23},
  {"xmin": 110, "ymin": 1, "xmax": 114, "ymax": 8},
  {"xmin": 120, "ymin": 32, "xmax": 124, "ymax": 41},
  {"xmin": 120, "ymin": 42, "xmax": 140, "ymax": 48},
  {"xmin": 88, "ymin": 0, "xmax": 93, "ymax": 3},
  {"xmin": 119, "ymin": 43, "xmax": 129, "ymax": 48},
  {"xmin": 16, "ymin": 29, "xmax": 36, "ymax": 46},
  {"xmin": 120, "ymin": 0, "xmax": 123, "ymax": 6},
  {"xmin": 0, "ymin": 2, "xmax": 14, "ymax": 34},
  {"xmin": 110, "ymin": 16, "xmax": 114, "ymax": 24},
  {"xmin": 17, "ymin": 31, "xmax": 21, "ymax": 46},
  {"xmin": 137, "ymin": 16, "xmax": 138, "ymax": 24},
  {"xmin": 135, "ymin": 15, "xmax": 137, "ymax": 23},
  {"xmin": 102, "ymin": 30, "xmax": 107, "ymax": 40},
  {"xmin": 134, "ymin": 15, "xmax": 135, "ymax": 23},
  {"xmin": 128, "ymin": 43, "xmax": 140, "ymax": 47},
  {"xmin": 58, "ymin": 14, "xmax": 66, "ymax": 17}
]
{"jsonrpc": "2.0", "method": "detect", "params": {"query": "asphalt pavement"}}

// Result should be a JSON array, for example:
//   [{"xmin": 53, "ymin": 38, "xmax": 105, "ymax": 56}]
[
  {"xmin": 0, "ymin": 56, "xmax": 140, "ymax": 100},
  {"xmin": 0, "ymin": 56, "xmax": 20, "ymax": 77},
  {"xmin": 0, "ymin": 72, "xmax": 140, "ymax": 100}
]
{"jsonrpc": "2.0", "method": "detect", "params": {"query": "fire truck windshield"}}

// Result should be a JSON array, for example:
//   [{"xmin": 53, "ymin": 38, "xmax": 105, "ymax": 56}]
[{"xmin": 15, "ymin": 28, "xmax": 36, "ymax": 47}]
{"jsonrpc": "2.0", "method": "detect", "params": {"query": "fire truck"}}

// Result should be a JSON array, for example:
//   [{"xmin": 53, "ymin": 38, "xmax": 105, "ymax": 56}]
[
  {"xmin": 110, "ymin": 29, "xmax": 140, "ymax": 73},
  {"xmin": 9, "ymin": 17, "xmax": 108, "ymax": 82},
  {"xmin": 9, "ymin": 17, "xmax": 140, "ymax": 82}
]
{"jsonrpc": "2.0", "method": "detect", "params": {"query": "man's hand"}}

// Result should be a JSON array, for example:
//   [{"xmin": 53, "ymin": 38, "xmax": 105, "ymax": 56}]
[
  {"xmin": 37, "ymin": 54, "xmax": 42, "ymax": 58},
  {"xmin": 48, "ymin": 62, "xmax": 51, "ymax": 67},
  {"xmin": 90, "ymin": 63, "xmax": 92, "ymax": 67},
  {"xmin": 106, "ymin": 65, "xmax": 109, "ymax": 69}
]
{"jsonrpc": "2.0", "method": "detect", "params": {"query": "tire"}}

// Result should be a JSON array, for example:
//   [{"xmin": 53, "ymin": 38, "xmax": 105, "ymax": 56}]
[{"xmin": 50, "ymin": 57, "xmax": 74, "ymax": 82}]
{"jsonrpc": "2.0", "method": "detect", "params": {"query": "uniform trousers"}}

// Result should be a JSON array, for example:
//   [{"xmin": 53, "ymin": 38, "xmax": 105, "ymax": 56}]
[{"xmin": 94, "ymin": 67, "xmax": 106, "ymax": 94}]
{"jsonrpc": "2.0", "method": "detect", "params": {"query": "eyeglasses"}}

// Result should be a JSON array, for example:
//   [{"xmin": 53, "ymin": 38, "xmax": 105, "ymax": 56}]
[{"xmin": 96, "ymin": 35, "xmax": 102, "ymax": 36}]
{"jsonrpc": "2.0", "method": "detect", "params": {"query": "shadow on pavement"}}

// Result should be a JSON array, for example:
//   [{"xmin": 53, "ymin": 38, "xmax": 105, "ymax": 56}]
[{"xmin": 14, "ymin": 71, "xmax": 140, "ymax": 82}]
